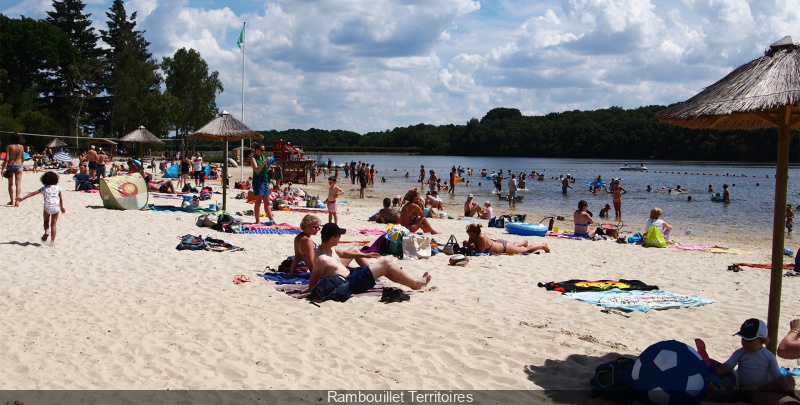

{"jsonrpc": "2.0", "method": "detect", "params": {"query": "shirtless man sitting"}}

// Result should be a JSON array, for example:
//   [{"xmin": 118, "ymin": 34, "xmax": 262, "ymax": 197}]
[
  {"xmin": 399, "ymin": 188, "xmax": 439, "ymax": 234},
  {"xmin": 310, "ymin": 223, "xmax": 432, "ymax": 292},
  {"xmin": 463, "ymin": 194, "xmax": 483, "ymax": 217}
]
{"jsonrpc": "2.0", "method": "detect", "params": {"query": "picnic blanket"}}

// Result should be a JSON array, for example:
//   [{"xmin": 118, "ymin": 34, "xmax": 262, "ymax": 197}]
[
  {"xmin": 538, "ymin": 279, "xmax": 659, "ymax": 293},
  {"xmin": 563, "ymin": 288, "xmax": 714, "ymax": 312}
]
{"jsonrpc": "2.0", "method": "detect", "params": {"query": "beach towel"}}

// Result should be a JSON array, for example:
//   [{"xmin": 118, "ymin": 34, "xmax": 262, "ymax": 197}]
[
  {"xmin": 176, "ymin": 235, "xmax": 244, "ymax": 252},
  {"xmin": 256, "ymin": 271, "xmax": 310, "ymax": 285},
  {"xmin": 702, "ymin": 246, "xmax": 756, "ymax": 255},
  {"xmin": 235, "ymin": 228, "xmax": 301, "ymax": 235},
  {"xmin": 538, "ymin": 279, "xmax": 658, "ymax": 293},
  {"xmin": 361, "ymin": 234, "xmax": 388, "ymax": 254},
  {"xmin": 272, "ymin": 280, "xmax": 390, "ymax": 299},
  {"xmin": 563, "ymin": 288, "xmax": 714, "ymax": 312},
  {"xmin": 149, "ymin": 193, "xmax": 185, "ymax": 200},
  {"xmin": 733, "ymin": 262, "xmax": 795, "ymax": 269},
  {"xmin": 148, "ymin": 205, "xmax": 226, "ymax": 214},
  {"xmin": 669, "ymin": 244, "xmax": 712, "ymax": 250}
]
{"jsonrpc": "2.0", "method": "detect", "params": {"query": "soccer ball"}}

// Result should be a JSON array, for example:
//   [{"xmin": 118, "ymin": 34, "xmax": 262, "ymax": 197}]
[
  {"xmin": 448, "ymin": 254, "xmax": 469, "ymax": 266},
  {"xmin": 631, "ymin": 340, "xmax": 708, "ymax": 405}
]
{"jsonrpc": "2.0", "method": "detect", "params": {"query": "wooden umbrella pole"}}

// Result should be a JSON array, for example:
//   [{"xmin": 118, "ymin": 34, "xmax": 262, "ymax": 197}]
[
  {"xmin": 767, "ymin": 107, "xmax": 792, "ymax": 353},
  {"xmin": 223, "ymin": 141, "xmax": 228, "ymax": 211}
]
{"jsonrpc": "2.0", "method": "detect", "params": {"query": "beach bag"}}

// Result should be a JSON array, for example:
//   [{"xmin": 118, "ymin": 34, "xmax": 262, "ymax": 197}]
[
  {"xmin": 442, "ymin": 234, "xmax": 459, "ymax": 255},
  {"xmin": 644, "ymin": 225, "xmax": 667, "ymax": 248},
  {"xmin": 386, "ymin": 231, "xmax": 403, "ymax": 256},
  {"xmin": 176, "ymin": 235, "xmax": 205, "ymax": 251},
  {"xmin": 627, "ymin": 232, "xmax": 643, "ymax": 244},
  {"xmin": 2, "ymin": 168, "xmax": 11, "ymax": 178},
  {"xmin": 212, "ymin": 214, "xmax": 238, "ymax": 232},
  {"xmin": 589, "ymin": 357, "xmax": 638, "ymax": 400},
  {"xmin": 456, "ymin": 245, "xmax": 476, "ymax": 256},
  {"xmin": 402, "ymin": 234, "xmax": 431, "ymax": 259},
  {"xmin": 309, "ymin": 275, "xmax": 351, "ymax": 302}
]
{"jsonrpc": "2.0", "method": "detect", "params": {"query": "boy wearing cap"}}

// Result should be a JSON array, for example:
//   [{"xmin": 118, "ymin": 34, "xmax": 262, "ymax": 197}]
[
  {"xmin": 310, "ymin": 223, "xmax": 432, "ymax": 292},
  {"xmin": 717, "ymin": 318, "xmax": 795, "ymax": 397}
]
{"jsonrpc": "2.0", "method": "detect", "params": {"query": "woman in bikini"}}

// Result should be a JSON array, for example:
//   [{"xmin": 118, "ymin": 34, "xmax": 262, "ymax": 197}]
[
  {"xmin": 573, "ymin": 200, "xmax": 595, "ymax": 238},
  {"xmin": 463, "ymin": 223, "xmax": 549, "ymax": 254},
  {"xmin": 2, "ymin": 132, "xmax": 25, "ymax": 206},
  {"xmin": 288, "ymin": 215, "xmax": 381, "ymax": 277}
]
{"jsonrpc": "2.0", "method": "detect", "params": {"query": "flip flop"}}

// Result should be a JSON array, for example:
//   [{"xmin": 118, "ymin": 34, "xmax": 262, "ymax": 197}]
[
  {"xmin": 41, "ymin": 233, "xmax": 49, "ymax": 242},
  {"xmin": 233, "ymin": 275, "xmax": 243, "ymax": 284}
]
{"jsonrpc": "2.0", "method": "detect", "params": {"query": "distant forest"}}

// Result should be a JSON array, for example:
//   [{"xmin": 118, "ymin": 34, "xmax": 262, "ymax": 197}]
[{"xmin": 260, "ymin": 106, "xmax": 800, "ymax": 162}]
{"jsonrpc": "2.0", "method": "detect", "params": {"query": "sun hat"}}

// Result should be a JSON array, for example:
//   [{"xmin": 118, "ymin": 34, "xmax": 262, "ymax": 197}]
[
  {"xmin": 734, "ymin": 318, "xmax": 768, "ymax": 340},
  {"xmin": 484, "ymin": 201, "xmax": 491, "ymax": 205},
  {"xmin": 468, "ymin": 194, "xmax": 473, "ymax": 198}
]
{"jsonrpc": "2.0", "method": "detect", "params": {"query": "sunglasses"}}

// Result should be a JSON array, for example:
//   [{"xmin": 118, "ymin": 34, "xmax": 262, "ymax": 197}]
[{"xmin": 313, "ymin": 225, "xmax": 321, "ymax": 230}]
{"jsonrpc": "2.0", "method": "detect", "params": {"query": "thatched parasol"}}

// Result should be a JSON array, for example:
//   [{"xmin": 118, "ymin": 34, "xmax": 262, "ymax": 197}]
[
  {"xmin": 45, "ymin": 138, "xmax": 67, "ymax": 149},
  {"xmin": 657, "ymin": 36, "xmax": 800, "ymax": 353},
  {"xmin": 118, "ymin": 125, "xmax": 165, "ymax": 159},
  {"xmin": 187, "ymin": 111, "xmax": 263, "ymax": 211}
]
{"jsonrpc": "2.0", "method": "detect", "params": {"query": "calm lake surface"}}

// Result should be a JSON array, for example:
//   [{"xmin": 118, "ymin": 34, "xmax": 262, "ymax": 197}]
[{"xmin": 314, "ymin": 154, "xmax": 800, "ymax": 237}]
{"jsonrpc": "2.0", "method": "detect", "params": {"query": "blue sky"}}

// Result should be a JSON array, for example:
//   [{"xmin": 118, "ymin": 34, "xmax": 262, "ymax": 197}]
[{"xmin": 3, "ymin": 0, "xmax": 800, "ymax": 133}]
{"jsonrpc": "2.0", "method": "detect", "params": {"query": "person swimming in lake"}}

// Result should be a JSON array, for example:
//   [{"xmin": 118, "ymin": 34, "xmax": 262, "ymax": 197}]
[{"xmin": 463, "ymin": 223, "xmax": 549, "ymax": 254}]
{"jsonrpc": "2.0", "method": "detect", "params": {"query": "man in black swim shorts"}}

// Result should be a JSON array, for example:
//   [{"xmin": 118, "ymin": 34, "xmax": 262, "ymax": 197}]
[{"xmin": 310, "ymin": 223, "xmax": 432, "ymax": 294}]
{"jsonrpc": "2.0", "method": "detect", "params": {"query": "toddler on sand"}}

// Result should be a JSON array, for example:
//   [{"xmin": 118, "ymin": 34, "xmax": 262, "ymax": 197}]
[
  {"xmin": 17, "ymin": 171, "xmax": 65, "ymax": 246},
  {"xmin": 326, "ymin": 176, "xmax": 344, "ymax": 224}
]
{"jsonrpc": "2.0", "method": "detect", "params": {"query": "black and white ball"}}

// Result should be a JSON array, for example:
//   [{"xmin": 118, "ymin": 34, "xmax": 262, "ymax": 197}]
[{"xmin": 449, "ymin": 254, "xmax": 469, "ymax": 266}]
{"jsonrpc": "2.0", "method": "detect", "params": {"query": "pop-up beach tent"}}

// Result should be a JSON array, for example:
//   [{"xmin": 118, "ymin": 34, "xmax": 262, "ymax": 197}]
[
  {"xmin": 99, "ymin": 173, "xmax": 149, "ymax": 210},
  {"xmin": 162, "ymin": 163, "xmax": 180, "ymax": 178}
]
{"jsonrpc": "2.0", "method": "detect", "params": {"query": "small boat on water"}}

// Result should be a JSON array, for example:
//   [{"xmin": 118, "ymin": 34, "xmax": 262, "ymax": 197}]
[{"xmin": 619, "ymin": 163, "xmax": 648, "ymax": 171}]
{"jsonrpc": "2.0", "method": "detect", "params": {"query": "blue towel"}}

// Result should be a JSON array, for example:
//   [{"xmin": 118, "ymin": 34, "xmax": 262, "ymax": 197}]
[{"xmin": 257, "ymin": 271, "xmax": 310, "ymax": 285}]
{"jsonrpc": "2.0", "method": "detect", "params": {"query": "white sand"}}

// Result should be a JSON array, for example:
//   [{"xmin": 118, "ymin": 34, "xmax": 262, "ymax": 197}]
[{"xmin": 1, "ymin": 168, "xmax": 798, "ymax": 396}]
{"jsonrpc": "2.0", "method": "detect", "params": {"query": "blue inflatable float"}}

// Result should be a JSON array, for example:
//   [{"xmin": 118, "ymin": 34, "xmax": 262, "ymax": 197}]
[{"xmin": 506, "ymin": 222, "xmax": 548, "ymax": 236}]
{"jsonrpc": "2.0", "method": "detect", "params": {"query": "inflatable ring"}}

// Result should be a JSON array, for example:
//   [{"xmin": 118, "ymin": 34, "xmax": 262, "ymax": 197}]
[{"xmin": 506, "ymin": 222, "xmax": 548, "ymax": 236}]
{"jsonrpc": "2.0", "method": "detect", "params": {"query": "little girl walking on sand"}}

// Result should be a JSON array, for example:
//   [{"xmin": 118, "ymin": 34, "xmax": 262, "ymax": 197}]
[{"xmin": 17, "ymin": 171, "xmax": 65, "ymax": 246}]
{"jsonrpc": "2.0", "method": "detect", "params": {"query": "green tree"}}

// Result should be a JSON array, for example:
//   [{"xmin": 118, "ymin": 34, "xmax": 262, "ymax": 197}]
[
  {"xmin": 99, "ymin": 0, "xmax": 166, "ymax": 138},
  {"xmin": 46, "ymin": 0, "xmax": 103, "ymax": 137},
  {"xmin": 161, "ymin": 48, "xmax": 223, "ymax": 148}
]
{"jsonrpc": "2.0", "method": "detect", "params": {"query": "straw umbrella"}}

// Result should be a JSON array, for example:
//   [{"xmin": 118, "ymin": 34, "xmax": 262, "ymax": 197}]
[
  {"xmin": 186, "ymin": 111, "xmax": 263, "ymax": 211},
  {"xmin": 118, "ymin": 125, "xmax": 165, "ymax": 159},
  {"xmin": 45, "ymin": 138, "xmax": 67, "ymax": 149},
  {"xmin": 657, "ymin": 36, "xmax": 800, "ymax": 353}
]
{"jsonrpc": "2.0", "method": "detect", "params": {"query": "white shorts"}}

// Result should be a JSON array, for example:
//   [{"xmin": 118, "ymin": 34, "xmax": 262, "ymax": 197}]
[{"xmin": 44, "ymin": 205, "xmax": 60, "ymax": 215}]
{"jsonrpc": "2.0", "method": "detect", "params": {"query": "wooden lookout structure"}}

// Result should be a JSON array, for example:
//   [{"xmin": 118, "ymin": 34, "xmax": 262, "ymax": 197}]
[{"xmin": 272, "ymin": 139, "xmax": 313, "ymax": 184}]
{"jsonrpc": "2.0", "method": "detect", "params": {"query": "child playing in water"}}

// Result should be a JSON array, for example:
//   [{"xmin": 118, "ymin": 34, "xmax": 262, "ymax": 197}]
[
  {"xmin": 17, "ymin": 171, "xmax": 65, "ymax": 246},
  {"xmin": 326, "ymin": 176, "xmax": 344, "ymax": 224}
]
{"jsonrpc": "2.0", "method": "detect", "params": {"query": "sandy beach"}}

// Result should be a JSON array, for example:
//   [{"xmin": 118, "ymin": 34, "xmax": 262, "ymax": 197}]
[{"xmin": 1, "ymin": 167, "xmax": 798, "ymax": 401}]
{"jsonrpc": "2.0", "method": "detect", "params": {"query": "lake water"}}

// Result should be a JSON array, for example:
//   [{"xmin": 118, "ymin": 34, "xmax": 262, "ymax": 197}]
[{"xmin": 314, "ymin": 154, "xmax": 800, "ymax": 237}]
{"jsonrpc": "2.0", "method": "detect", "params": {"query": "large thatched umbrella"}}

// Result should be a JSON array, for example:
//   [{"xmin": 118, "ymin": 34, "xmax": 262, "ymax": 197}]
[
  {"xmin": 186, "ymin": 111, "xmax": 263, "ymax": 211},
  {"xmin": 45, "ymin": 138, "xmax": 67, "ymax": 149},
  {"xmin": 657, "ymin": 36, "xmax": 800, "ymax": 353},
  {"xmin": 118, "ymin": 125, "xmax": 165, "ymax": 159}
]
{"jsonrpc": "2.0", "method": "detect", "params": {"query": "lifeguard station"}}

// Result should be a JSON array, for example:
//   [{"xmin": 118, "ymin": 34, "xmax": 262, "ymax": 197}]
[{"xmin": 272, "ymin": 139, "xmax": 313, "ymax": 184}]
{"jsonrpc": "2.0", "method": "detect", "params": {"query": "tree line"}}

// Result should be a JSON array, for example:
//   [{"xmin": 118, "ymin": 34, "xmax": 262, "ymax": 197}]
[
  {"xmin": 261, "ymin": 106, "xmax": 799, "ymax": 162},
  {"xmin": 0, "ymin": 0, "xmax": 222, "ymax": 151}
]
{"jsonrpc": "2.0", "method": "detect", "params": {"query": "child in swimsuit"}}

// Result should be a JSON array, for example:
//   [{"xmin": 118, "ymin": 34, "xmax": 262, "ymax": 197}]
[
  {"xmin": 326, "ymin": 176, "xmax": 344, "ymax": 224},
  {"xmin": 17, "ymin": 171, "xmax": 65, "ymax": 246}
]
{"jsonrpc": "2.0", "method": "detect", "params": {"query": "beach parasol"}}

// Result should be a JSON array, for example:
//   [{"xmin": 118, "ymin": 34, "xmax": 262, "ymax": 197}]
[
  {"xmin": 186, "ymin": 111, "xmax": 263, "ymax": 211},
  {"xmin": 118, "ymin": 125, "xmax": 165, "ymax": 159},
  {"xmin": 52, "ymin": 152, "xmax": 73, "ymax": 163},
  {"xmin": 45, "ymin": 138, "xmax": 67, "ymax": 149},
  {"xmin": 657, "ymin": 36, "xmax": 800, "ymax": 353}
]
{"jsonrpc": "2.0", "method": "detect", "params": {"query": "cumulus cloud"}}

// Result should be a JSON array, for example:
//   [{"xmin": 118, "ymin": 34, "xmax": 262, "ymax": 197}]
[{"xmin": 4, "ymin": 0, "xmax": 800, "ymax": 133}]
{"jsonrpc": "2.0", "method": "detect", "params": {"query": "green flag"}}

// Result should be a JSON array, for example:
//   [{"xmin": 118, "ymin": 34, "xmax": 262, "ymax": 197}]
[{"xmin": 237, "ymin": 27, "xmax": 245, "ymax": 49}]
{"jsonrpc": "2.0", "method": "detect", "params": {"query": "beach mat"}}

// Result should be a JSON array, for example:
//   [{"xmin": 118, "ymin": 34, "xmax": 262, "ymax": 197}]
[
  {"xmin": 563, "ymin": 288, "xmax": 714, "ymax": 312},
  {"xmin": 272, "ymin": 280, "xmax": 391, "ymax": 299},
  {"xmin": 702, "ymin": 246, "xmax": 755, "ymax": 255},
  {"xmin": 235, "ymin": 228, "xmax": 301, "ymax": 235},
  {"xmin": 148, "ymin": 205, "xmax": 226, "ymax": 214},
  {"xmin": 733, "ymin": 262, "xmax": 795, "ymax": 269}
]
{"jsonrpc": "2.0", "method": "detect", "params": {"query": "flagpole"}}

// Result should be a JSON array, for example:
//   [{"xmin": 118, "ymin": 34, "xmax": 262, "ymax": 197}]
[{"xmin": 240, "ymin": 21, "xmax": 246, "ymax": 182}]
